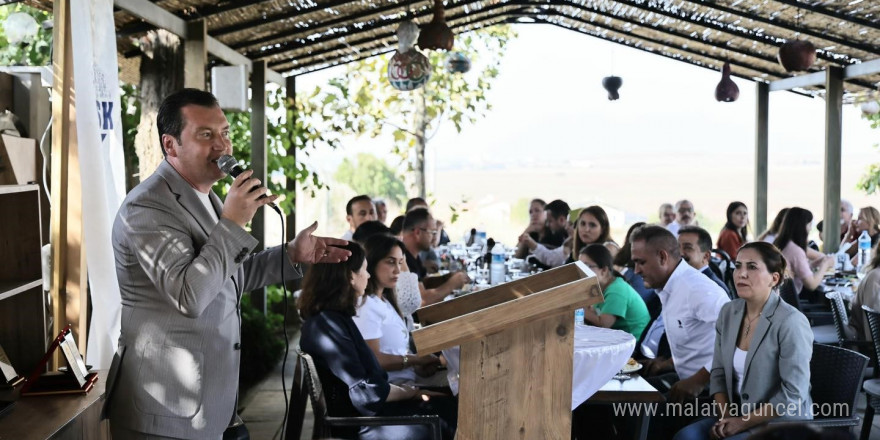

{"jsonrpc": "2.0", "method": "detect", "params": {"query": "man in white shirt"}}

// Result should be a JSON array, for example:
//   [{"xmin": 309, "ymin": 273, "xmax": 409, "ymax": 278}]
[
  {"xmin": 341, "ymin": 195, "xmax": 376, "ymax": 240},
  {"xmin": 666, "ymin": 199, "xmax": 695, "ymax": 237},
  {"xmin": 631, "ymin": 225, "xmax": 728, "ymax": 401}
]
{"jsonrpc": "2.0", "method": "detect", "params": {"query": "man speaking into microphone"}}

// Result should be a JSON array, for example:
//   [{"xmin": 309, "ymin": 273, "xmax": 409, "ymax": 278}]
[{"xmin": 105, "ymin": 88, "xmax": 349, "ymax": 439}]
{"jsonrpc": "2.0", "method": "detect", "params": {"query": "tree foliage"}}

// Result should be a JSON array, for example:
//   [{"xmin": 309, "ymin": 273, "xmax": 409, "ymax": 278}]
[
  {"xmin": 857, "ymin": 110, "xmax": 880, "ymax": 194},
  {"xmin": 334, "ymin": 153, "xmax": 407, "ymax": 205},
  {"xmin": 211, "ymin": 87, "xmax": 336, "ymax": 215},
  {"xmin": 311, "ymin": 25, "xmax": 517, "ymax": 197},
  {"xmin": 0, "ymin": 4, "xmax": 52, "ymax": 66}
]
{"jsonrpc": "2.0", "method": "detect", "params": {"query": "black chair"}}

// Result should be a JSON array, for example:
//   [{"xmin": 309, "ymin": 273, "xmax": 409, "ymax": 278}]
[
  {"xmin": 710, "ymin": 248, "xmax": 737, "ymax": 298},
  {"xmin": 283, "ymin": 353, "xmax": 310, "ymax": 440},
  {"xmin": 296, "ymin": 348, "xmax": 442, "ymax": 440},
  {"xmin": 780, "ymin": 280, "xmax": 837, "ymax": 344},
  {"xmin": 826, "ymin": 292, "xmax": 873, "ymax": 352},
  {"xmin": 809, "ymin": 343, "xmax": 868, "ymax": 429},
  {"xmin": 859, "ymin": 305, "xmax": 880, "ymax": 440}
]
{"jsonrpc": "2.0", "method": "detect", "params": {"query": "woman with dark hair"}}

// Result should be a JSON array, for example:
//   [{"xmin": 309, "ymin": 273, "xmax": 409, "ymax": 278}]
[
  {"xmin": 773, "ymin": 207, "xmax": 834, "ymax": 294},
  {"xmin": 526, "ymin": 206, "xmax": 618, "ymax": 267},
  {"xmin": 298, "ymin": 242, "xmax": 456, "ymax": 440},
  {"xmin": 674, "ymin": 242, "xmax": 813, "ymax": 440},
  {"xmin": 578, "ymin": 244, "xmax": 650, "ymax": 339},
  {"xmin": 353, "ymin": 234, "xmax": 443, "ymax": 386},
  {"xmin": 388, "ymin": 215, "xmax": 405, "ymax": 238},
  {"xmin": 571, "ymin": 206, "xmax": 617, "ymax": 261},
  {"xmin": 758, "ymin": 208, "xmax": 789, "ymax": 243},
  {"xmin": 717, "ymin": 202, "xmax": 749, "ymax": 259}
]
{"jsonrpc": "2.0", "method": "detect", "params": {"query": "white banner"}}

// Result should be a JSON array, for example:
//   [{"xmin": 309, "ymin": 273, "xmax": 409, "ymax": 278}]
[{"xmin": 70, "ymin": 0, "xmax": 126, "ymax": 369}]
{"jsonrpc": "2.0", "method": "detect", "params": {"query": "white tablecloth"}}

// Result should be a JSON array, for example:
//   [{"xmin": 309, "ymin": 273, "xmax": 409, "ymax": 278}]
[{"xmin": 441, "ymin": 324, "xmax": 635, "ymax": 410}]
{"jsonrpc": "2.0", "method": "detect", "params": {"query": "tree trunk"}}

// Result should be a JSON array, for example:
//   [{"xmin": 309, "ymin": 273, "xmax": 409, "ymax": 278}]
[
  {"xmin": 411, "ymin": 88, "xmax": 428, "ymax": 199},
  {"xmin": 135, "ymin": 30, "xmax": 183, "ymax": 180}
]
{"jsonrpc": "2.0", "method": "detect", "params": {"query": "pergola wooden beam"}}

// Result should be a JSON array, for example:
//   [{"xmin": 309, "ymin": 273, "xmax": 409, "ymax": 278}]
[
  {"xmin": 267, "ymin": 5, "xmax": 514, "ymax": 71},
  {"xmin": 678, "ymin": 0, "xmax": 878, "ymax": 57},
  {"xmin": 767, "ymin": 0, "xmax": 880, "ymax": 31},
  {"xmin": 247, "ymin": 0, "xmax": 509, "ymax": 60},
  {"xmin": 118, "ymin": 0, "xmax": 276, "ymax": 36},
  {"xmin": 582, "ymin": 0, "xmax": 864, "ymax": 66},
  {"xmin": 212, "ymin": 0, "xmax": 385, "ymax": 38},
  {"xmin": 769, "ymin": 58, "xmax": 880, "ymax": 92},
  {"xmin": 537, "ymin": 18, "xmax": 781, "ymax": 83},
  {"xmin": 113, "ymin": 0, "xmax": 285, "ymax": 85}
]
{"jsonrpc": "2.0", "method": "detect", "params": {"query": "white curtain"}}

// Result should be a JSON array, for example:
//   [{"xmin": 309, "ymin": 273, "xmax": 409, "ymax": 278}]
[{"xmin": 70, "ymin": 0, "xmax": 126, "ymax": 369}]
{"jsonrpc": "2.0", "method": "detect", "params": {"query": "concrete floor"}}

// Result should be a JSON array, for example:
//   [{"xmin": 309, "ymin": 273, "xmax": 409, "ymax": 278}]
[{"xmin": 238, "ymin": 332, "xmax": 880, "ymax": 440}]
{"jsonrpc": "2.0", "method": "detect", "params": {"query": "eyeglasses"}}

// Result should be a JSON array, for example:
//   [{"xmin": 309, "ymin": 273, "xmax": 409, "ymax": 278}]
[{"xmin": 418, "ymin": 228, "xmax": 438, "ymax": 236}]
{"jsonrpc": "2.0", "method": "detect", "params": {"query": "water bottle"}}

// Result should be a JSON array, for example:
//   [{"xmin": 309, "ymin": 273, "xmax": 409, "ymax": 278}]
[
  {"xmin": 858, "ymin": 231, "xmax": 872, "ymax": 277},
  {"xmin": 574, "ymin": 308, "xmax": 585, "ymax": 326},
  {"xmin": 490, "ymin": 244, "xmax": 506, "ymax": 286},
  {"xmin": 836, "ymin": 241, "xmax": 852, "ymax": 271}
]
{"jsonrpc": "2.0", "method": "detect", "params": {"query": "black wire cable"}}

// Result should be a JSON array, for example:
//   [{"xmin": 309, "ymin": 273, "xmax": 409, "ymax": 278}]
[{"xmin": 273, "ymin": 205, "xmax": 291, "ymax": 440}]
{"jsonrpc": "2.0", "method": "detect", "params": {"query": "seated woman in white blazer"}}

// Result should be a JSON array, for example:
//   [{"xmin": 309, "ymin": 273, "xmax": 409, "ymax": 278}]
[{"xmin": 675, "ymin": 242, "xmax": 813, "ymax": 440}]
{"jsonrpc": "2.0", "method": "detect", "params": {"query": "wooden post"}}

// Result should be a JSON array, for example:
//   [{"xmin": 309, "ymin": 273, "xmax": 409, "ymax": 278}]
[
  {"xmin": 754, "ymin": 82, "xmax": 769, "ymax": 236},
  {"xmin": 51, "ymin": 0, "xmax": 88, "ymax": 366},
  {"xmin": 250, "ymin": 60, "xmax": 267, "ymax": 314},
  {"xmin": 183, "ymin": 19, "xmax": 207, "ymax": 89},
  {"xmin": 285, "ymin": 75, "xmax": 297, "ymax": 240},
  {"xmin": 823, "ymin": 66, "xmax": 843, "ymax": 252}
]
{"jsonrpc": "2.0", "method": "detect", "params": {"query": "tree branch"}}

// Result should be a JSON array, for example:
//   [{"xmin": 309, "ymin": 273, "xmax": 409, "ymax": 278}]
[{"xmin": 380, "ymin": 120, "xmax": 419, "ymax": 137}]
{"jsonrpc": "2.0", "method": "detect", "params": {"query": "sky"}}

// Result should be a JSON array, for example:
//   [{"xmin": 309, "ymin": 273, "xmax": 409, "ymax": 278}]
[{"xmin": 285, "ymin": 24, "xmax": 880, "ymax": 246}]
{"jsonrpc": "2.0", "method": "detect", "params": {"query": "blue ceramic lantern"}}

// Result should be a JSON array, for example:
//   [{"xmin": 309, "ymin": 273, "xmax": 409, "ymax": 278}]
[{"xmin": 446, "ymin": 51, "xmax": 470, "ymax": 73}]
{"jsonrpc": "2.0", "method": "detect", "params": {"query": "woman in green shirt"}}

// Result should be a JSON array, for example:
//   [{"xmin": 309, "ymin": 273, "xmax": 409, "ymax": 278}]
[{"xmin": 578, "ymin": 244, "xmax": 650, "ymax": 340}]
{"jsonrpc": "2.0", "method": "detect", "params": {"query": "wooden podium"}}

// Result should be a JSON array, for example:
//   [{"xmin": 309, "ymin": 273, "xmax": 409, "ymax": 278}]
[{"xmin": 412, "ymin": 261, "xmax": 604, "ymax": 439}]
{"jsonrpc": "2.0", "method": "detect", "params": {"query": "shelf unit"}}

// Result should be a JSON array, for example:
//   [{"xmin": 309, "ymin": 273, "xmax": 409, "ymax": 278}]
[{"xmin": 0, "ymin": 184, "xmax": 47, "ymax": 377}]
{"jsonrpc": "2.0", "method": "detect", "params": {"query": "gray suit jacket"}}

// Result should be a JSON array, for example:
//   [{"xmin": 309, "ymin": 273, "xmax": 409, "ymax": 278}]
[
  {"xmin": 104, "ymin": 161, "xmax": 299, "ymax": 438},
  {"xmin": 710, "ymin": 293, "xmax": 813, "ymax": 420}
]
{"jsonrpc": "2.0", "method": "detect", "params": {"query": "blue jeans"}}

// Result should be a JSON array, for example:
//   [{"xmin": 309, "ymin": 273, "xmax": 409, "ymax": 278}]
[{"xmin": 673, "ymin": 417, "xmax": 752, "ymax": 440}]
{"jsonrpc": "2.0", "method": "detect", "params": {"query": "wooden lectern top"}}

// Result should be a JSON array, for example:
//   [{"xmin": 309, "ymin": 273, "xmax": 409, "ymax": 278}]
[{"xmin": 412, "ymin": 261, "xmax": 603, "ymax": 355}]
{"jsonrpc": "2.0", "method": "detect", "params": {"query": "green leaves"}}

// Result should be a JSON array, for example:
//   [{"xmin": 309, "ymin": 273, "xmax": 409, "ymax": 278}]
[
  {"xmin": 334, "ymin": 153, "xmax": 407, "ymax": 205},
  {"xmin": 0, "ymin": 4, "xmax": 52, "ymax": 66},
  {"xmin": 858, "ymin": 111, "xmax": 880, "ymax": 195}
]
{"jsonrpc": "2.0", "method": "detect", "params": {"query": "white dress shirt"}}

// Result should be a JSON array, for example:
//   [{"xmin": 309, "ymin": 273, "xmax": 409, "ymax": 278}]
[
  {"xmin": 352, "ymin": 295, "xmax": 417, "ymax": 383},
  {"xmin": 341, "ymin": 229, "xmax": 354, "ymax": 241},
  {"xmin": 656, "ymin": 260, "xmax": 729, "ymax": 379},
  {"xmin": 666, "ymin": 221, "xmax": 682, "ymax": 237},
  {"xmin": 532, "ymin": 243, "xmax": 567, "ymax": 267}
]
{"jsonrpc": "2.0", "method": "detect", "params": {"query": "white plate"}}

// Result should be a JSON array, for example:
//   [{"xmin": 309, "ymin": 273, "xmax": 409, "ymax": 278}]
[{"xmin": 621, "ymin": 362, "xmax": 642, "ymax": 374}]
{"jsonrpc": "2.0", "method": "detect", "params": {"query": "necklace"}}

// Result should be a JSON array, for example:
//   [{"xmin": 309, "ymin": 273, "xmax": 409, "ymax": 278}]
[{"xmin": 744, "ymin": 312, "xmax": 761, "ymax": 336}]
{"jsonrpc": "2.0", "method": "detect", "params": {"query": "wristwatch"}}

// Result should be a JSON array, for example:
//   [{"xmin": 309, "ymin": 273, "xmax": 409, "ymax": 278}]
[{"xmin": 402, "ymin": 354, "xmax": 409, "ymax": 368}]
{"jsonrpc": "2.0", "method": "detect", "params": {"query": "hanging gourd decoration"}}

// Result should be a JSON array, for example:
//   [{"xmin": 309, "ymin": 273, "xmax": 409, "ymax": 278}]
[
  {"xmin": 862, "ymin": 100, "xmax": 880, "ymax": 116},
  {"xmin": 715, "ymin": 62, "xmax": 739, "ymax": 102},
  {"xmin": 777, "ymin": 39, "xmax": 816, "ymax": 72},
  {"xmin": 387, "ymin": 19, "xmax": 431, "ymax": 91},
  {"xmin": 418, "ymin": 0, "xmax": 454, "ymax": 51},
  {"xmin": 602, "ymin": 76, "xmax": 622, "ymax": 101},
  {"xmin": 446, "ymin": 51, "xmax": 470, "ymax": 73}
]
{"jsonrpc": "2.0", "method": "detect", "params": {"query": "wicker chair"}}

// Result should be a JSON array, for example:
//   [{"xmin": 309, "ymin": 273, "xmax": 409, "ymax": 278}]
[
  {"xmin": 859, "ymin": 305, "xmax": 880, "ymax": 440},
  {"xmin": 296, "ymin": 348, "xmax": 442, "ymax": 440},
  {"xmin": 780, "ymin": 280, "xmax": 837, "ymax": 344},
  {"xmin": 826, "ymin": 291, "xmax": 873, "ymax": 352},
  {"xmin": 809, "ymin": 343, "xmax": 868, "ymax": 429}
]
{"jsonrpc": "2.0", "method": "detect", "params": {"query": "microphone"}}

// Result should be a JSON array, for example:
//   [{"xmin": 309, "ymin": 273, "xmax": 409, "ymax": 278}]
[{"xmin": 217, "ymin": 154, "xmax": 279, "ymax": 211}]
